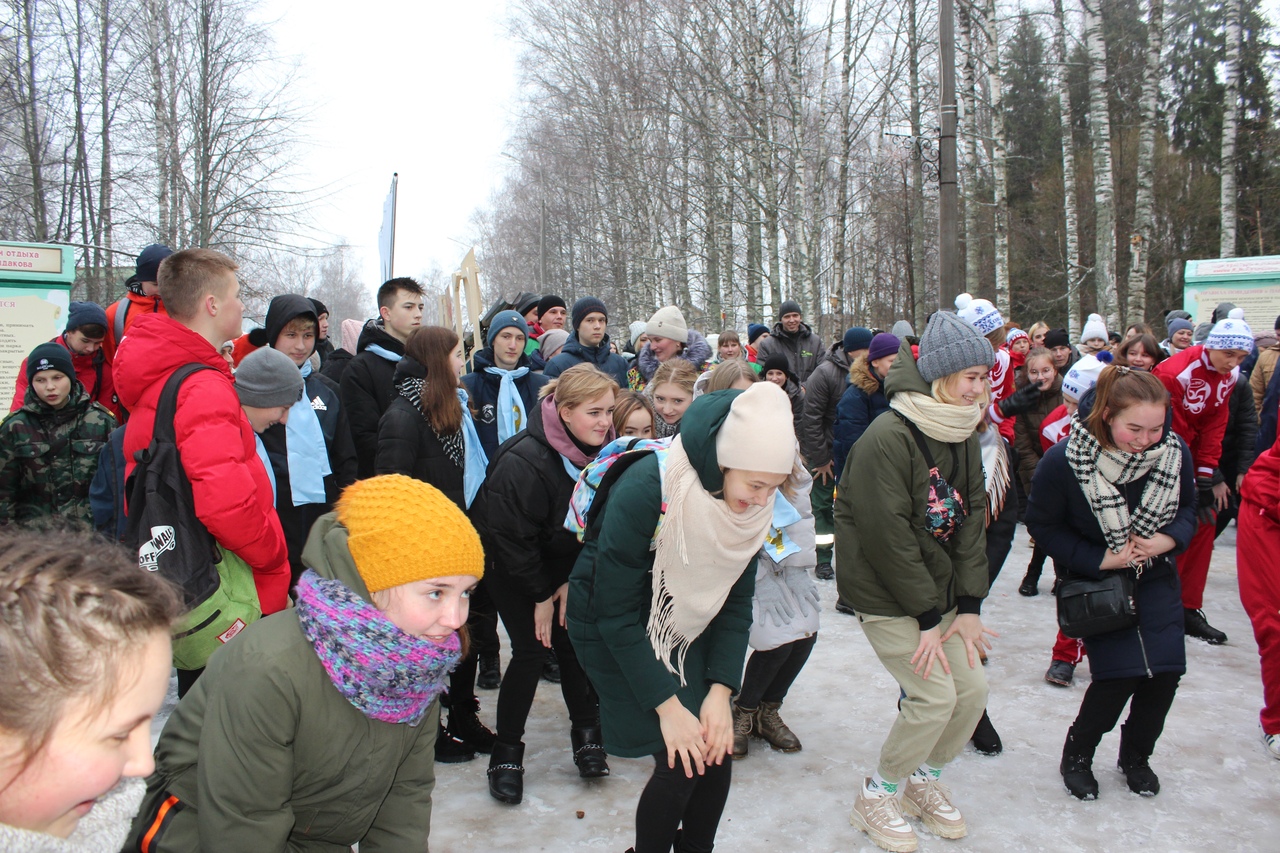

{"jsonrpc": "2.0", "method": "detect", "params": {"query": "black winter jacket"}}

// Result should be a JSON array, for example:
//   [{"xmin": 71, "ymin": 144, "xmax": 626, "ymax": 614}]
[
  {"xmin": 1025, "ymin": 438, "xmax": 1196, "ymax": 680},
  {"xmin": 799, "ymin": 342, "xmax": 851, "ymax": 468},
  {"xmin": 374, "ymin": 357, "xmax": 465, "ymax": 510},
  {"xmin": 340, "ymin": 321, "xmax": 405, "ymax": 478},
  {"xmin": 543, "ymin": 332, "xmax": 630, "ymax": 387},
  {"xmin": 261, "ymin": 371, "xmax": 358, "ymax": 584},
  {"xmin": 319, "ymin": 348, "xmax": 354, "ymax": 384},
  {"xmin": 469, "ymin": 402, "xmax": 585, "ymax": 602},
  {"xmin": 1221, "ymin": 377, "xmax": 1259, "ymax": 484},
  {"xmin": 460, "ymin": 348, "xmax": 549, "ymax": 460}
]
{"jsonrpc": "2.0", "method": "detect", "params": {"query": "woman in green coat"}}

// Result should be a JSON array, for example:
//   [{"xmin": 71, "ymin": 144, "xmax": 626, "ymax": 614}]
[
  {"xmin": 834, "ymin": 312, "xmax": 997, "ymax": 853},
  {"xmin": 568, "ymin": 382, "xmax": 800, "ymax": 853},
  {"xmin": 131, "ymin": 475, "xmax": 484, "ymax": 853}
]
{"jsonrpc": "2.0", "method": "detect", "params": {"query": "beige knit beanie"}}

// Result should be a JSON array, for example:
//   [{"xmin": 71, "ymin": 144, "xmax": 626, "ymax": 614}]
[
  {"xmin": 646, "ymin": 306, "xmax": 689, "ymax": 344},
  {"xmin": 716, "ymin": 382, "xmax": 796, "ymax": 475}
]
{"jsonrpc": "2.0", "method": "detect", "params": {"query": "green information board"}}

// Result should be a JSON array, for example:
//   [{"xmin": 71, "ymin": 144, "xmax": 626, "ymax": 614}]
[
  {"xmin": 0, "ymin": 242, "xmax": 76, "ymax": 407},
  {"xmin": 1183, "ymin": 255, "xmax": 1280, "ymax": 327}
]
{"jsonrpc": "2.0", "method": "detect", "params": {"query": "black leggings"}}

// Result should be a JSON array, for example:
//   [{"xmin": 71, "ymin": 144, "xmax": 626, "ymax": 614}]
[
  {"xmin": 635, "ymin": 752, "xmax": 733, "ymax": 853},
  {"xmin": 1066, "ymin": 672, "xmax": 1181, "ymax": 759},
  {"xmin": 736, "ymin": 634, "xmax": 817, "ymax": 709},
  {"xmin": 445, "ymin": 580, "xmax": 497, "ymax": 716},
  {"xmin": 488, "ymin": 571, "xmax": 599, "ymax": 744}
]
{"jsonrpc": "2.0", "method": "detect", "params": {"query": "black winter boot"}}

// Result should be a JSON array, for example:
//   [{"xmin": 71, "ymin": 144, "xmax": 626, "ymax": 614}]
[
  {"xmin": 448, "ymin": 697, "xmax": 496, "ymax": 754},
  {"xmin": 487, "ymin": 741, "xmax": 525, "ymax": 804},
  {"xmin": 1183, "ymin": 608, "xmax": 1228, "ymax": 644},
  {"xmin": 571, "ymin": 726, "xmax": 610, "ymax": 778},
  {"xmin": 477, "ymin": 653, "xmax": 502, "ymax": 690},
  {"xmin": 1061, "ymin": 729, "xmax": 1098, "ymax": 800},
  {"xmin": 435, "ymin": 720, "xmax": 476, "ymax": 763},
  {"xmin": 542, "ymin": 648, "xmax": 562, "ymax": 683},
  {"xmin": 1019, "ymin": 568, "xmax": 1041, "ymax": 596},
  {"xmin": 1118, "ymin": 729, "xmax": 1160, "ymax": 796}
]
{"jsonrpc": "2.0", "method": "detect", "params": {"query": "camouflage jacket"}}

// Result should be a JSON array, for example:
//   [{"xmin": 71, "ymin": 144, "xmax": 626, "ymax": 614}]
[{"xmin": 0, "ymin": 384, "xmax": 115, "ymax": 526}]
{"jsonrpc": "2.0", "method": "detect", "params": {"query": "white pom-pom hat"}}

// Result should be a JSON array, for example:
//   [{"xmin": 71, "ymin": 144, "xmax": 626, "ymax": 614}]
[
  {"xmin": 1079, "ymin": 313, "xmax": 1108, "ymax": 345},
  {"xmin": 1204, "ymin": 307, "xmax": 1254, "ymax": 352},
  {"xmin": 955, "ymin": 292, "xmax": 1006, "ymax": 336}
]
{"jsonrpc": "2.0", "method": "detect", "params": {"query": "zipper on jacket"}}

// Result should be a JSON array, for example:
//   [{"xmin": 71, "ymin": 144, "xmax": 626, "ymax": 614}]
[{"xmin": 1133, "ymin": 563, "xmax": 1152, "ymax": 678}]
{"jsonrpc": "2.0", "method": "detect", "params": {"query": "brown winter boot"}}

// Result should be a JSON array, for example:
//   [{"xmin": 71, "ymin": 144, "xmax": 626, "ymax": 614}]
[
  {"xmin": 756, "ymin": 701, "xmax": 802, "ymax": 752},
  {"xmin": 732, "ymin": 703, "xmax": 755, "ymax": 759}
]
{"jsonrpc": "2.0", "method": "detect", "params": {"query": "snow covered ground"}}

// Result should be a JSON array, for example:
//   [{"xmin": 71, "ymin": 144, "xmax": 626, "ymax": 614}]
[{"xmin": 152, "ymin": 525, "xmax": 1280, "ymax": 851}]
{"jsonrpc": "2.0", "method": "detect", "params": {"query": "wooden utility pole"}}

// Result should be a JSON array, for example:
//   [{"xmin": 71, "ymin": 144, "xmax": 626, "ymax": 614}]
[{"xmin": 939, "ymin": 0, "xmax": 959, "ymax": 308}]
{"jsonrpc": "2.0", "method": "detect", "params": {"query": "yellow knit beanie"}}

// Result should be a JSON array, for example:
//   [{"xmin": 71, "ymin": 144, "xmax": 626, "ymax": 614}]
[{"xmin": 336, "ymin": 474, "xmax": 485, "ymax": 593}]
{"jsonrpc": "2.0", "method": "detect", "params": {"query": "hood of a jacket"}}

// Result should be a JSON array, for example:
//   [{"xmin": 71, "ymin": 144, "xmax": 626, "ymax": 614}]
[
  {"xmin": 882, "ymin": 339, "xmax": 931, "ymax": 401},
  {"xmin": 248, "ymin": 294, "xmax": 317, "ymax": 350},
  {"xmin": 826, "ymin": 341, "xmax": 851, "ymax": 371},
  {"xmin": 677, "ymin": 388, "xmax": 740, "ymax": 493},
  {"xmin": 848, "ymin": 354, "xmax": 884, "ymax": 397},
  {"xmin": 771, "ymin": 319, "xmax": 816, "ymax": 340},
  {"xmin": 561, "ymin": 332, "xmax": 615, "ymax": 365},
  {"xmin": 113, "ymin": 313, "xmax": 231, "ymax": 411},
  {"xmin": 300, "ymin": 512, "xmax": 373, "ymax": 603},
  {"xmin": 355, "ymin": 319, "xmax": 405, "ymax": 359},
  {"xmin": 391, "ymin": 354, "xmax": 428, "ymax": 385}
]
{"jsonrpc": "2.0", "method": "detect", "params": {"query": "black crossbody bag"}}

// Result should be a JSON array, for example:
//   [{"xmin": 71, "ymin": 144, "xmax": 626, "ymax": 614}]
[{"xmin": 1056, "ymin": 568, "xmax": 1138, "ymax": 639}]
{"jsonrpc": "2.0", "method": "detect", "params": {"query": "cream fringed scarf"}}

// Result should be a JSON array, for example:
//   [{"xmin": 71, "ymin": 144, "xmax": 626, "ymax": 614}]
[
  {"xmin": 647, "ymin": 435, "xmax": 775, "ymax": 685},
  {"xmin": 889, "ymin": 390, "xmax": 984, "ymax": 443}
]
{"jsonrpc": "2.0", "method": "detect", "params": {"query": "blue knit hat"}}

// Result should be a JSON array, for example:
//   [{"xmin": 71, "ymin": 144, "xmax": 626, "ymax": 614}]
[
  {"xmin": 66, "ymin": 301, "xmax": 108, "ymax": 332},
  {"xmin": 843, "ymin": 326, "xmax": 874, "ymax": 354},
  {"xmin": 571, "ymin": 296, "xmax": 607, "ymax": 330},
  {"xmin": 486, "ymin": 310, "xmax": 529, "ymax": 347},
  {"xmin": 747, "ymin": 323, "xmax": 769, "ymax": 345}
]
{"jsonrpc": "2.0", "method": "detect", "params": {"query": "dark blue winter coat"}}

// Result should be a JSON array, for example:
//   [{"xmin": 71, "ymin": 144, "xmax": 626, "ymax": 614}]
[
  {"xmin": 832, "ymin": 356, "xmax": 890, "ymax": 480},
  {"xmin": 89, "ymin": 424, "xmax": 126, "ymax": 542},
  {"xmin": 461, "ymin": 348, "xmax": 550, "ymax": 459},
  {"xmin": 1025, "ymin": 436, "xmax": 1197, "ymax": 680},
  {"xmin": 543, "ymin": 332, "xmax": 630, "ymax": 387}
]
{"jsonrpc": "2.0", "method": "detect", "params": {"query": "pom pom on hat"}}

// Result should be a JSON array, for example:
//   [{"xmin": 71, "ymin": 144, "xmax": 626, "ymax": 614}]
[
  {"xmin": 1080, "ymin": 313, "xmax": 1108, "ymax": 345},
  {"xmin": 916, "ymin": 311, "xmax": 996, "ymax": 383},
  {"xmin": 955, "ymin": 292, "xmax": 1006, "ymax": 336},
  {"xmin": 337, "ymin": 475, "xmax": 485, "ymax": 594},
  {"xmin": 646, "ymin": 306, "xmax": 689, "ymax": 344},
  {"xmin": 1061, "ymin": 351, "xmax": 1111, "ymax": 402},
  {"xmin": 716, "ymin": 382, "xmax": 797, "ymax": 475},
  {"xmin": 1204, "ymin": 307, "xmax": 1254, "ymax": 352}
]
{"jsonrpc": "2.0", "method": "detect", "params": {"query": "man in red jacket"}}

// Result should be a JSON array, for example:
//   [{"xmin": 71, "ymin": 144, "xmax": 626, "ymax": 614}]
[
  {"xmin": 103, "ymin": 243, "xmax": 172, "ymax": 366},
  {"xmin": 1153, "ymin": 308, "xmax": 1254, "ymax": 644},
  {"xmin": 114, "ymin": 248, "xmax": 290, "ymax": 618},
  {"xmin": 10, "ymin": 301, "xmax": 120, "ymax": 420}
]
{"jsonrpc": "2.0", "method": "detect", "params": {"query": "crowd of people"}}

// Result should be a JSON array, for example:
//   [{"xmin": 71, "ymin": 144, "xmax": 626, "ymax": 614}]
[{"xmin": 0, "ymin": 241, "xmax": 1277, "ymax": 853}]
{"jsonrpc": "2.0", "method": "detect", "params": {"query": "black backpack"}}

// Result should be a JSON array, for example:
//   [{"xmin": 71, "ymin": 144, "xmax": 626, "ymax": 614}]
[{"xmin": 123, "ymin": 364, "xmax": 222, "ymax": 607}]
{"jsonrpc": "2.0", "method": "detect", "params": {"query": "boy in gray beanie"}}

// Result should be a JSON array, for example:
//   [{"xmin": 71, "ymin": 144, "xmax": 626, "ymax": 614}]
[{"xmin": 235, "ymin": 347, "xmax": 304, "ymax": 434}]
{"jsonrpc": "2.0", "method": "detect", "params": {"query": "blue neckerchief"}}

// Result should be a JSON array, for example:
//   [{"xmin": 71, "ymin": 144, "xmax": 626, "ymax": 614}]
[
  {"xmin": 762, "ymin": 494, "xmax": 803, "ymax": 561},
  {"xmin": 254, "ymin": 433, "xmax": 277, "ymax": 505},
  {"xmin": 285, "ymin": 362, "xmax": 332, "ymax": 506},
  {"xmin": 560, "ymin": 454, "xmax": 583, "ymax": 482},
  {"xmin": 458, "ymin": 387, "xmax": 489, "ymax": 508},
  {"xmin": 484, "ymin": 365, "xmax": 530, "ymax": 443},
  {"xmin": 365, "ymin": 343, "xmax": 402, "ymax": 363}
]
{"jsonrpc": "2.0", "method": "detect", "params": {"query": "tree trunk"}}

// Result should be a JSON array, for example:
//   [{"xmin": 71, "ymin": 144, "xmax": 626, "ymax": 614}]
[
  {"xmin": 1219, "ymin": 0, "xmax": 1241, "ymax": 258},
  {"xmin": 908, "ymin": 0, "xmax": 928, "ymax": 329},
  {"xmin": 984, "ymin": 0, "xmax": 1010, "ymax": 317},
  {"xmin": 959, "ymin": 1, "xmax": 980, "ymax": 298},
  {"xmin": 1083, "ymin": 0, "xmax": 1119, "ymax": 331},
  {"xmin": 1127, "ymin": 0, "xmax": 1163, "ymax": 323},
  {"xmin": 1053, "ymin": 0, "xmax": 1084, "ymax": 336}
]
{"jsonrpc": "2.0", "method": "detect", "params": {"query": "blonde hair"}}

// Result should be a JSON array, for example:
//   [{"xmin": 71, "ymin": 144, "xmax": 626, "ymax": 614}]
[
  {"xmin": 1028, "ymin": 321, "xmax": 1050, "ymax": 342},
  {"xmin": 540, "ymin": 363, "xmax": 618, "ymax": 410},
  {"xmin": 649, "ymin": 359, "xmax": 698, "ymax": 396},
  {"xmin": 705, "ymin": 359, "xmax": 757, "ymax": 392},
  {"xmin": 157, "ymin": 248, "xmax": 239, "ymax": 321},
  {"xmin": 932, "ymin": 372, "xmax": 990, "ymax": 407},
  {"xmin": 0, "ymin": 529, "xmax": 180, "ymax": 774}
]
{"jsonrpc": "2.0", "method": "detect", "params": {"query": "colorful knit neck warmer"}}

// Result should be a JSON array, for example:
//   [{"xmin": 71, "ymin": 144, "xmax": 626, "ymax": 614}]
[{"xmin": 295, "ymin": 570, "xmax": 461, "ymax": 725}]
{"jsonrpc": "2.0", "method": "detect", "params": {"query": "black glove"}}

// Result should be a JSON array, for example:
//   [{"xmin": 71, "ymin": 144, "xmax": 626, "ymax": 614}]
[
  {"xmin": 1195, "ymin": 476, "xmax": 1217, "ymax": 526},
  {"xmin": 998, "ymin": 381, "xmax": 1043, "ymax": 418}
]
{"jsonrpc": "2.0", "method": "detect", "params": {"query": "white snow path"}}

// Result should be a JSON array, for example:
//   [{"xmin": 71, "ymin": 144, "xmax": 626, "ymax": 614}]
[{"xmin": 152, "ymin": 525, "xmax": 1280, "ymax": 851}]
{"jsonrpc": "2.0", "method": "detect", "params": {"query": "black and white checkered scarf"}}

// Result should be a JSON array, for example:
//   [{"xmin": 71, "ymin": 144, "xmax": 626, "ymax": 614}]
[{"xmin": 1065, "ymin": 414, "xmax": 1182, "ymax": 554}]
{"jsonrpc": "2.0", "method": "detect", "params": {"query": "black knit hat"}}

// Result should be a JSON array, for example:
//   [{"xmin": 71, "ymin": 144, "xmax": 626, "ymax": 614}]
[
  {"xmin": 135, "ymin": 244, "xmax": 173, "ymax": 282},
  {"xmin": 571, "ymin": 296, "xmax": 607, "ymax": 330},
  {"xmin": 308, "ymin": 298, "xmax": 329, "ymax": 318},
  {"xmin": 1043, "ymin": 328, "xmax": 1071, "ymax": 350},
  {"xmin": 761, "ymin": 353, "xmax": 792, "ymax": 383},
  {"xmin": 26, "ymin": 342, "xmax": 75, "ymax": 384},
  {"xmin": 537, "ymin": 294, "xmax": 566, "ymax": 320},
  {"xmin": 779, "ymin": 299, "xmax": 802, "ymax": 318}
]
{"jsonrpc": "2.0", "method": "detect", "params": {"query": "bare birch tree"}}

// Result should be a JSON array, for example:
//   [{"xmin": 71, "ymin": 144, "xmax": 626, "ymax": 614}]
[
  {"xmin": 1219, "ymin": 0, "xmax": 1241, "ymax": 257},
  {"xmin": 1082, "ymin": 0, "xmax": 1119, "ymax": 330},
  {"xmin": 1127, "ymin": 0, "xmax": 1163, "ymax": 323}
]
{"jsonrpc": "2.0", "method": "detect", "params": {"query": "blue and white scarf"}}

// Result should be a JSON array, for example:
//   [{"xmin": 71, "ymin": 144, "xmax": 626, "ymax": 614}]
[
  {"xmin": 484, "ymin": 365, "xmax": 530, "ymax": 443},
  {"xmin": 254, "ymin": 433, "xmax": 277, "ymax": 505},
  {"xmin": 457, "ymin": 387, "xmax": 489, "ymax": 508},
  {"xmin": 286, "ymin": 363, "xmax": 332, "ymax": 506},
  {"xmin": 365, "ymin": 343, "xmax": 402, "ymax": 363}
]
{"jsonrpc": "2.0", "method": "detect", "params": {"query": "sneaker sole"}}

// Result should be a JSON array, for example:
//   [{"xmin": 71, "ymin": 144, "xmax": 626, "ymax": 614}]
[
  {"xmin": 849, "ymin": 809, "xmax": 919, "ymax": 852},
  {"xmin": 901, "ymin": 797, "xmax": 968, "ymax": 839}
]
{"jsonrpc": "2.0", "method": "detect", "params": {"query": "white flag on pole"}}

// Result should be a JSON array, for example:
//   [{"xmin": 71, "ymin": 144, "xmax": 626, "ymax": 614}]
[{"xmin": 378, "ymin": 173, "xmax": 398, "ymax": 283}]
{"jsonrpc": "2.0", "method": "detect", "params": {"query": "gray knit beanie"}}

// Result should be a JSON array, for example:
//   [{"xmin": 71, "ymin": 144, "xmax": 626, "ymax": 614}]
[
  {"xmin": 235, "ymin": 347, "xmax": 304, "ymax": 408},
  {"xmin": 916, "ymin": 311, "xmax": 995, "ymax": 383}
]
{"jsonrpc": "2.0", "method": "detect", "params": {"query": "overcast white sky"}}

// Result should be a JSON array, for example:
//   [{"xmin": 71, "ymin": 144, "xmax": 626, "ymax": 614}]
[{"xmin": 261, "ymin": 0, "xmax": 520, "ymax": 301}]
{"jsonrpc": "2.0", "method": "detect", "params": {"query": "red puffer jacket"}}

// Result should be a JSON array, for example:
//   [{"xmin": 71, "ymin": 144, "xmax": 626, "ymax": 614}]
[
  {"xmin": 10, "ymin": 334, "xmax": 120, "ymax": 420},
  {"xmin": 114, "ymin": 314, "xmax": 289, "ymax": 613},
  {"xmin": 1153, "ymin": 344, "xmax": 1236, "ymax": 479}
]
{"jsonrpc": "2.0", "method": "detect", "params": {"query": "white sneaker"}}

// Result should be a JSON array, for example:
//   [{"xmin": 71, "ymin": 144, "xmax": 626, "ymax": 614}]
[
  {"xmin": 903, "ymin": 774, "xmax": 968, "ymax": 839},
  {"xmin": 1263, "ymin": 729, "xmax": 1280, "ymax": 760},
  {"xmin": 850, "ymin": 779, "xmax": 919, "ymax": 853}
]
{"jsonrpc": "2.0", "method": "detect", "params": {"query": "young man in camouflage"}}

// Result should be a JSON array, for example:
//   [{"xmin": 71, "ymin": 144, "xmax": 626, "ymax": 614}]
[{"xmin": 0, "ymin": 342, "xmax": 115, "ymax": 526}]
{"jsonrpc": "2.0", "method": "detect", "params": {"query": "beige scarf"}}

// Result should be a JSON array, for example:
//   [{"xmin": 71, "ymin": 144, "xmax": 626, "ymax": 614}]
[
  {"xmin": 648, "ymin": 435, "xmax": 775, "ymax": 685},
  {"xmin": 889, "ymin": 390, "xmax": 984, "ymax": 443}
]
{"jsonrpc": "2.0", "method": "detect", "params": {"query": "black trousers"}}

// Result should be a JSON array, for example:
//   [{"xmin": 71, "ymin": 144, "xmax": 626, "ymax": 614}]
[
  {"xmin": 445, "ymin": 579, "xmax": 497, "ymax": 715},
  {"xmin": 986, "ymin": 441, "xmax": 1019, "ymax": 586},
  {"xmin": 736, "ymin": 634, "xmax": 817, "ymax": 709},
  {"xmin": 635, "ymin": 752, "xmax": 733, "ymax": 853},
  {"xmin": 1066, "ymin": 672, "xmax": 1181, "ymax": 759},
  {"xmin": 488, "ymin": 570, "xmax": 599, "ymax": 744}
]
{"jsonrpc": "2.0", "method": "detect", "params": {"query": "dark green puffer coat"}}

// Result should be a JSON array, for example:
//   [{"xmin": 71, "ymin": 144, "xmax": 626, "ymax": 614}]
[
  {"xmin": 833, "ymin": 341, "xmax": 989, "ymax": 630},
  {"xmin": 567, "ymin": 390, "xmax": 757, "ymax": 757},
  {"xmin": 134, "ymin": 514, "xmax": 439, "ymax": 852}
]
